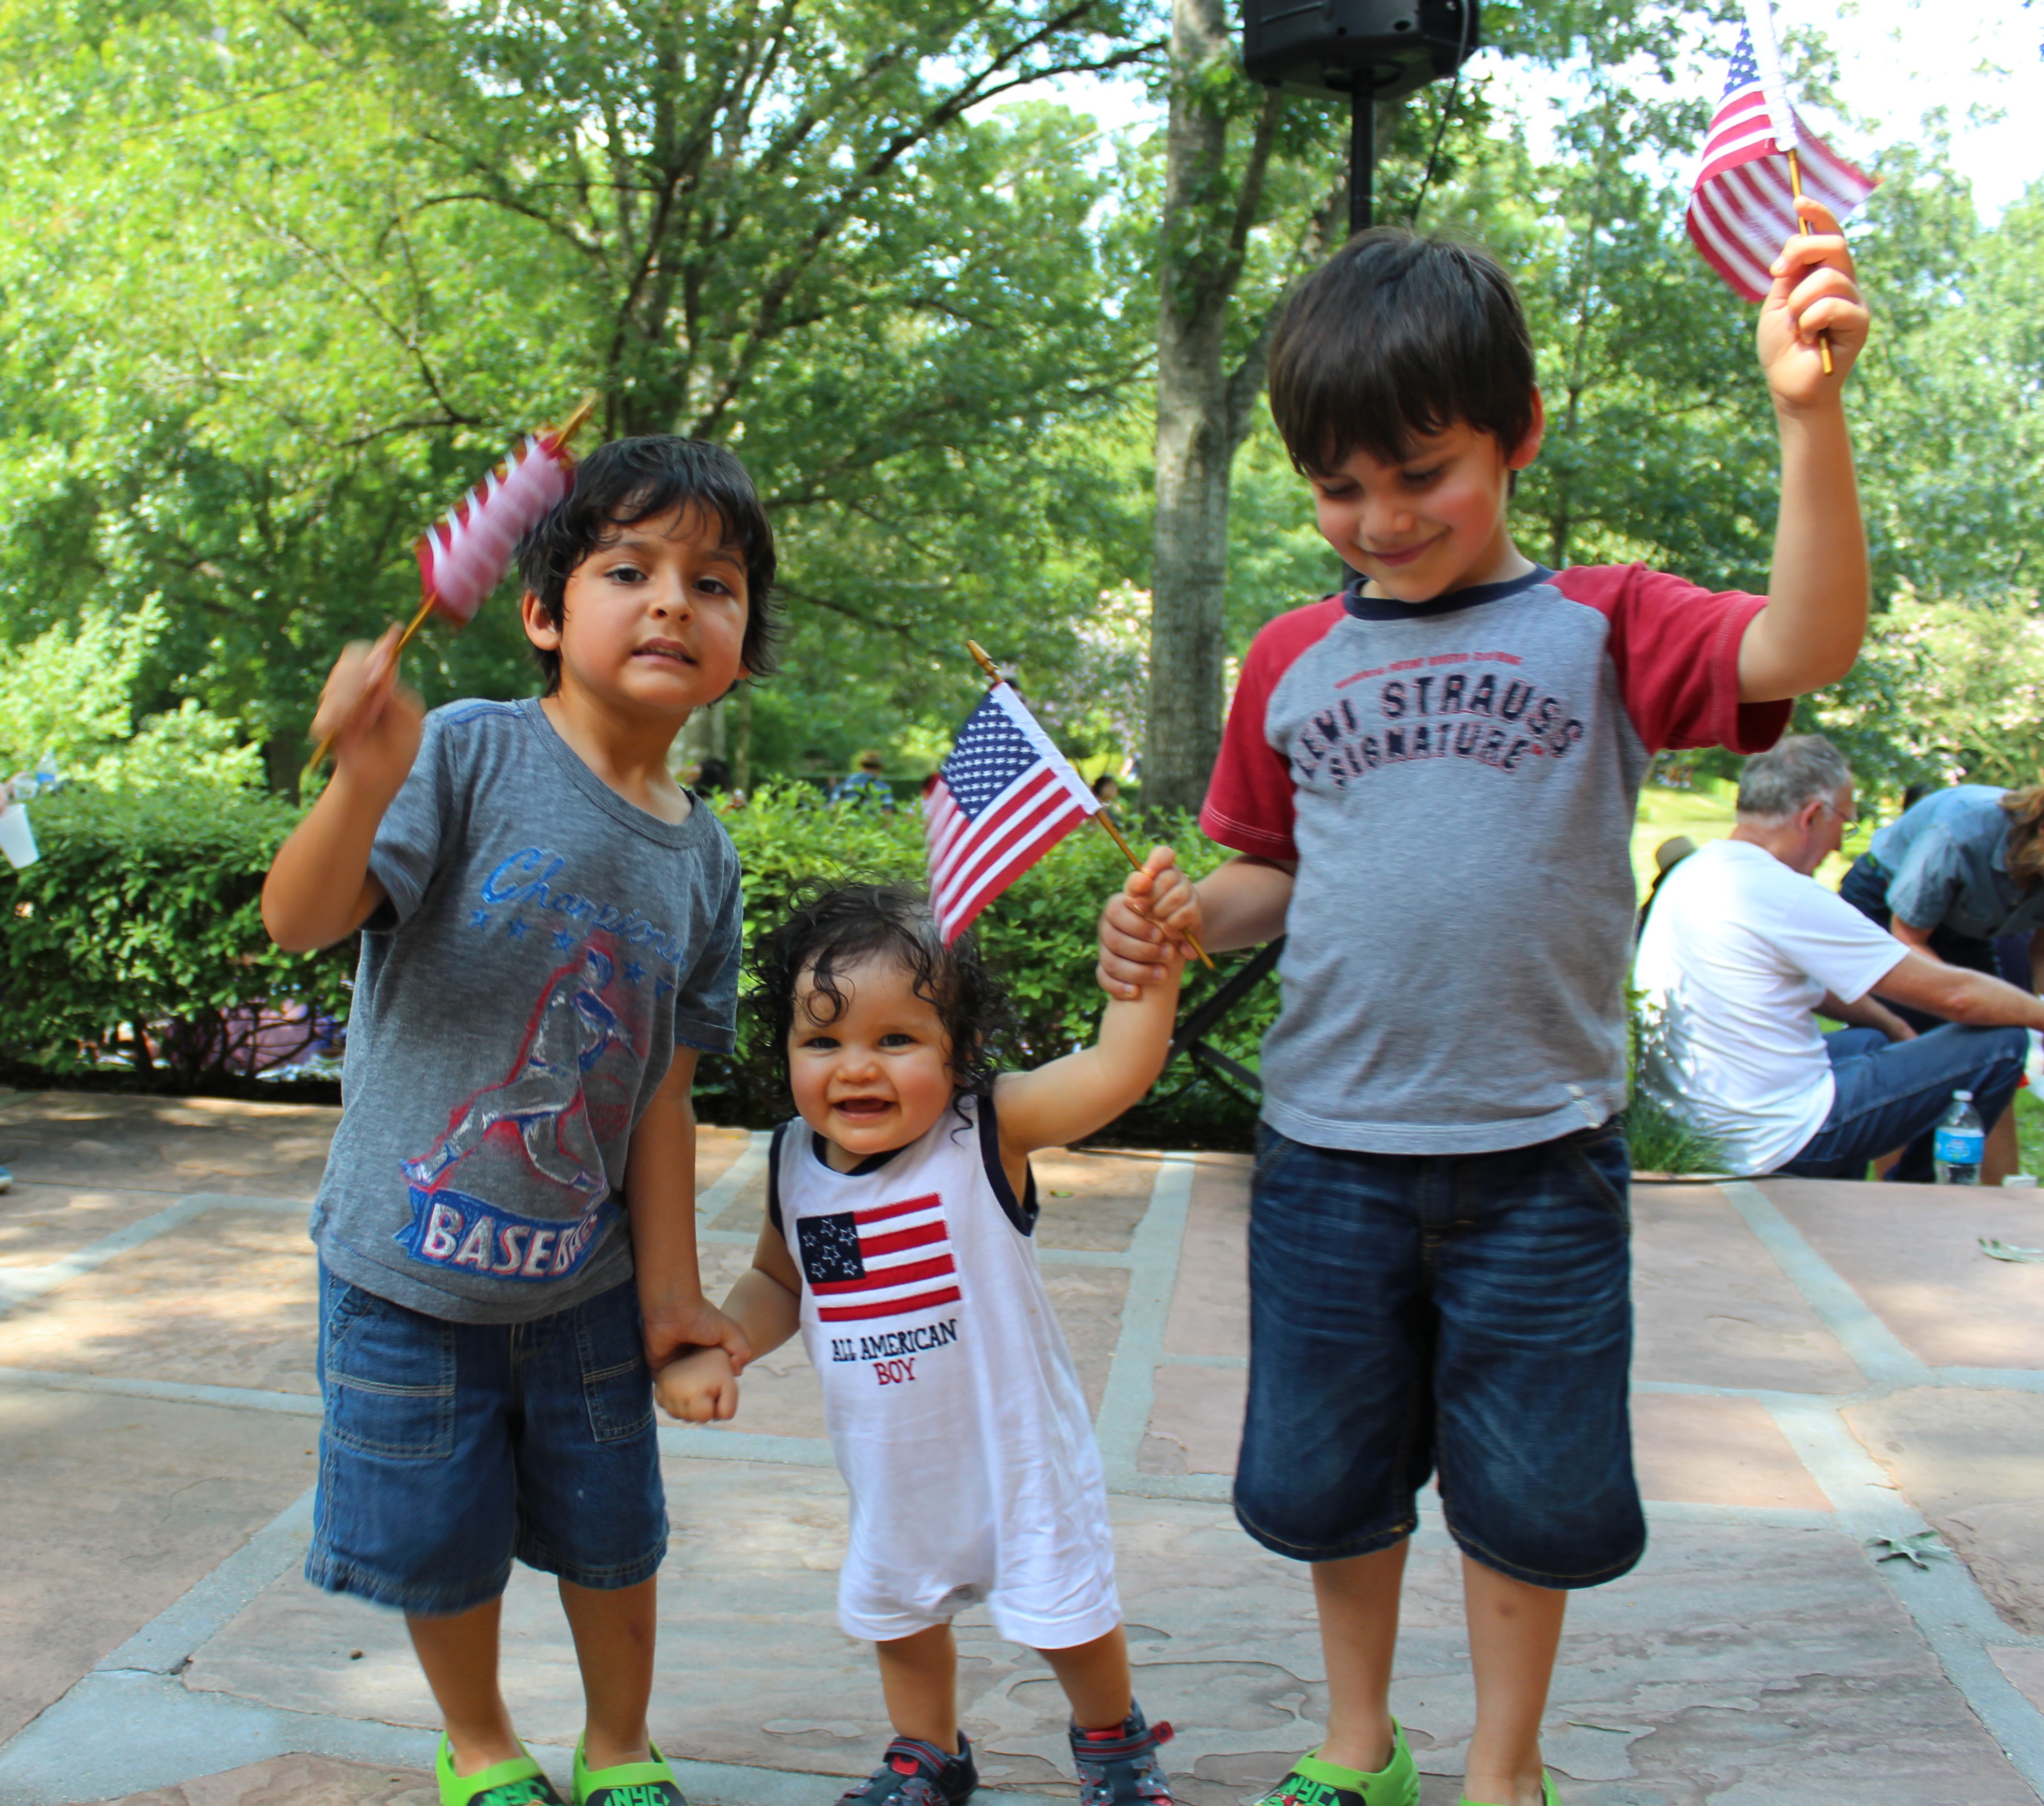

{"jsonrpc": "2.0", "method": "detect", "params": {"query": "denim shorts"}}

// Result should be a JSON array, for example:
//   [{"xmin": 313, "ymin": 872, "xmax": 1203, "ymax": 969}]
[
  {"xmin": 1233, "ymin": 1122, "xmax": 1645, "ymax": 1590},
  {"xmin": 305, "ymin": 1264, "xmax": 667, "ymax": 1617}
]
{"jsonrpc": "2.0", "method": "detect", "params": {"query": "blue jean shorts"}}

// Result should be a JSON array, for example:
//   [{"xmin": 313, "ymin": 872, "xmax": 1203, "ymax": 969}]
[
  {"xmin": 1234, "ymin": 1122, "xmax": 1645, "ymax": 1590},
  {"xmin": 305, "ymin": 1265, "xmax": 667, "ymax": 1617}
]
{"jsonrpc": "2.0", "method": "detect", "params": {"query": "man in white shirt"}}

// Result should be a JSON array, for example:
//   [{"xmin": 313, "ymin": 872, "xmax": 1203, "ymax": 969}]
[{"xmin": 1634, "ymin": 736, "xmax": 2041, "ymax": 1180}]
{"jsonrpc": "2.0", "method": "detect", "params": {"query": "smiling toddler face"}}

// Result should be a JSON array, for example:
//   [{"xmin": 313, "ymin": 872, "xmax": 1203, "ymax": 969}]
[
  {"xmin": 525, "ymin": 501, "xmax": 750, "ymax": 722},
  {"xmin": 786, "ymin": 954, "xmax": 958, "ymax": 1169}
]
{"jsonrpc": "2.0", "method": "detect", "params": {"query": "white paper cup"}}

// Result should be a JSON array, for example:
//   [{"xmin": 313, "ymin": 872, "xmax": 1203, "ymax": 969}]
[{"xmin": 0, "ymin": 804, "xmax": 38, "ymax": 870}]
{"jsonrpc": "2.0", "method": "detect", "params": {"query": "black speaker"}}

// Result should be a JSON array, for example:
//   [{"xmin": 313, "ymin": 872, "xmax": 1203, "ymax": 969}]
[{"xmin": 1240, "ymin": 0, "xmax": 1479, "ymax": 103}]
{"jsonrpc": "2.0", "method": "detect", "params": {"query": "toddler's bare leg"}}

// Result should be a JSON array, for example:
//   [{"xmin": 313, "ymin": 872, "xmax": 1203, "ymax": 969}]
[
  {"xmin": 408, "ymin": 1597, "xmax": 522, "ymax": 1774},
  {"xmin": 1038, "ymin": 1624, "xmax": 1133, "ymax": 1728},
  {"xmin": 1309, "ymin": 1539, "xmax": 1408, "ymax": 1773},
  {"xmin": 560, "ymin": 1575, "xmax": 659, "ymax": 1771},
  {"xmin": 1459, "ymin": 1555, "xmax": 1566, "ymax": 1806},
  {"xmin": 877, "ymin": 1623, "xmax": 961, "ymax": 1751}
]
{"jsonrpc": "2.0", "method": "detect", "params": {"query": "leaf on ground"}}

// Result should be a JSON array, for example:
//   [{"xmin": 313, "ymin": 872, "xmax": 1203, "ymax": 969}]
[
  {"xmin": 1979, "ymin": 1237, "xmax": 2044, "ymax": 1263},
  {"xmin": 1049, "ymin": 1189, "xmax": 1074, "ymax": 1197},
  {"xmin": 1866, "ymin": 1531, "xmax": 1950, "ymax": 1569}
]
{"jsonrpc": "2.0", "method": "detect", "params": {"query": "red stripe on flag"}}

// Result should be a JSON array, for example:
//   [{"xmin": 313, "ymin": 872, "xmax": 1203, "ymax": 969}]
[
  {"xmin": 860, "ymin": 1221, "xmax": 948, "ymax": 1258},
  {"xmin": 937, "ymin": 804, "xmax": 1087, "ymax": 941},
  {"xmin": 818, "ymin": 1285, "xmax": 963, "ymax": 1323},
  {"xmin": 811, "ymin": 1254, "xmax": 957, "ymax": 1296},
  {"xmin": 855, "ymin": 1194, "xmax": 940, "ymax": 1226},
  {"xmin": 930, "ymin": 769, "xmax": 1061, "ymax": 893},
  {"xmin": 936, "ymin": 779, "xmax": 1075, "ymax": 906}
]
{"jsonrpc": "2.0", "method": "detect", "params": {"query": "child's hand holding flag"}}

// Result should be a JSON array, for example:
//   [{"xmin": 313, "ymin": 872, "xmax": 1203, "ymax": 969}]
[{"xmin": 1686, "ymin": 0, "xmax": 1875, "ymax": 386}]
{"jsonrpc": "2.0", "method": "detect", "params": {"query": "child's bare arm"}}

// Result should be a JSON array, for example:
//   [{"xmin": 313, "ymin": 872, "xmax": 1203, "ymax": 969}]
[
  {"xmin": 1736, "ymin": 199, "xmax": 1874, "ymax": 703},
  {"xmin": 262, "ymin": 627, "xmax": 421, "ymax": 951},
  {"xmin": 996, "ymin": 880, "xmax": 1187, "ymax": 1159},
  {"xmin": 628, "ymin": 1055, "xmax": 753, "ymax": 1376},
  {"xmin": 655, "ymin": 1220, "xmax": 803, "ymax": 1423},
  {"xmin": 1096, "ymin": 849, "xmax": 1294, "ymax": 1000}
]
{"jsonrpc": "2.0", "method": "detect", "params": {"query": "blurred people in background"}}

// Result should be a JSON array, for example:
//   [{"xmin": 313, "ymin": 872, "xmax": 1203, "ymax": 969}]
[{"xmin": 831, "ymin": 749, "xmax": 894, "ymax": 811}]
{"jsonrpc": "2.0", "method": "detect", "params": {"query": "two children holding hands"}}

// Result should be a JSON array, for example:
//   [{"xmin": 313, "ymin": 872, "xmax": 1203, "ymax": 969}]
[{"xmin": 267, "ymin": 206, "xmax": 1869, "ymax": 1806}]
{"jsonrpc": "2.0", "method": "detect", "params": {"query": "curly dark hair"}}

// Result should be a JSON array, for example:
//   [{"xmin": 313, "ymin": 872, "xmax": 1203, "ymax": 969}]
[{"xmin": 752, "ymin": 883, "xmax": 1011, "ymax": 1101}]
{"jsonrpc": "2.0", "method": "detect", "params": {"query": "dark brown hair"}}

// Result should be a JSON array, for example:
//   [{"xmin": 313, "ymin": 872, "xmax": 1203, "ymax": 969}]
[
  {"xmin": 517, "ymin": 434, "xmax": 780, "ymax": 696},
  {"xmin": 1267, "ymin": 227, "xmax": 1537, "ymax": 475}
]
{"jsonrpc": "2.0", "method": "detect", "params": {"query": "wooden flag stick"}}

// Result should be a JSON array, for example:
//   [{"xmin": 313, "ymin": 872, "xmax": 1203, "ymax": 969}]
[
  {"xmin": 303, "ymin": 395, "xmax": 601, "ymax": 786},
  {"xmin": 963, "ymin": 640, "xmax": 1215, "ymax": 970},
  {"xmin": 1786, "ymin": 149, "xmax": 1834, "ymax": 376}
]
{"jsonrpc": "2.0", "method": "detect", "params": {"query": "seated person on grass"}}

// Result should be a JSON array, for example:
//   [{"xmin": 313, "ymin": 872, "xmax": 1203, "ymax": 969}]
[{"xmin": 1634, "ymin": 735, "xmax": 2041, "ymax": 1182}]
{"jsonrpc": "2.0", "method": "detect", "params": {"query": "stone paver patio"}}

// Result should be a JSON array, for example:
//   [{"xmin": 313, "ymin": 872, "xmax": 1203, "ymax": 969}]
[{"xmin": 0, "ymin": 1087, "xmax": 2040, "ymax": 1804}]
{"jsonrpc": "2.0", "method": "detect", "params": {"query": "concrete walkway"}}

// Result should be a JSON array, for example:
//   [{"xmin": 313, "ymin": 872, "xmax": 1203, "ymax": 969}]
[{"xmin": 0, "ymin": 1089, "xmax": 2041, "ymax": 1804}]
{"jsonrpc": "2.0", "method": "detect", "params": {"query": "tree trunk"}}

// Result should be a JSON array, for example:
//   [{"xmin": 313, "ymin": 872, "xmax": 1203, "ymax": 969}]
[{"xmin": 1144, "ymin": 0, "xmax": 1284, "ymax": 817}]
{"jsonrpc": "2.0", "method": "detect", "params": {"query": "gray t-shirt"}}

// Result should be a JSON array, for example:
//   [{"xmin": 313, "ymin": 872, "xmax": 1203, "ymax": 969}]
[
  {"xmin": 1201, "ymin": 565, "xmax": 1786, "ymax": 1155},
  {"xmin": 310, "ymin": 698, "xmax": 742, "ymax": 1322},
  {"xmin": 1866, "ymin": 785, "xmax": 2044, "ymax": 942}
]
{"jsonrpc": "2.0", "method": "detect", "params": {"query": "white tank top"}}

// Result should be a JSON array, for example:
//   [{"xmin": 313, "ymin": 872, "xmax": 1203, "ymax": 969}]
[{"xmin": 770, "ymin": 1090, "xmax": 1112, "ymax": 1634}]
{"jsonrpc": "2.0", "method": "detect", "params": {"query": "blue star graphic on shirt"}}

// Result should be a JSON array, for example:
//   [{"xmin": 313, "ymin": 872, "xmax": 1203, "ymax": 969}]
[
  {"xmin": 505, "ymin": 918, "xmax": 528, "ymax": 941},
  {"xmin": 552, "ymin": 929, "xmax": 575, "ymax": 952},
  {"xmin": 655, "ymin": 976, "xmax": 675, "ymax": 1001},
  {"xmin": 469, "ymin": 909, "xmax": 491, "ymax": 930},
  {"xmin": 624, "ymin": 960, "xmax": 645, "ymax": 986}
]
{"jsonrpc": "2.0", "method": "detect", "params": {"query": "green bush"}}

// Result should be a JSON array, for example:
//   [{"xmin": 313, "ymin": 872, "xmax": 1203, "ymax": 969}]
[
  {"xmin": 0, "ymin": 777, "xmax": 1279, "ymax": 1144},
  {"xmin": 699, "ymin": 785, "xmax": 1277, "ymax": 1142},
  {"xmin": 0, "ymin": 782, "xmax": 354, "ymax": 1083}
]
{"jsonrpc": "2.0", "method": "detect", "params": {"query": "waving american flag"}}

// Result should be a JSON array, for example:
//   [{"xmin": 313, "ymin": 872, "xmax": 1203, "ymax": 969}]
[
  {"xmin": 1686, "ymin": 3, "xmax": 1874, "ymax": 305},
  {"xmin": 924, "ymin": 682, "xmax": 1099, "ymax": 944}
]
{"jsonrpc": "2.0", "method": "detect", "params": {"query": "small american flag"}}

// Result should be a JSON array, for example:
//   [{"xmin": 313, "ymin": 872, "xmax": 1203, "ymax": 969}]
[
  {"xmin": 1686, "ymin": 5, "xmax": 1874, "ymax": 305},
  {"xmin": 924, "ymin": 681, "xmax": 1099, "ymax": 944},
  {"xmin": 797, "ymin": 1194, "xmax": 960, "ymax": 1322}
]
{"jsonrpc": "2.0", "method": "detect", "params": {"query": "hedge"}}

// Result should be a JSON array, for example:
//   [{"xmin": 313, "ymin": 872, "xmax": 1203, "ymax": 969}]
[
  {"xmin": 0, "ymin": 779, "xmax": 1275, "ymax": 1140},
  {"xmin": 0, "ymin": 782, "xmax": 355, "ymax": 1084}
]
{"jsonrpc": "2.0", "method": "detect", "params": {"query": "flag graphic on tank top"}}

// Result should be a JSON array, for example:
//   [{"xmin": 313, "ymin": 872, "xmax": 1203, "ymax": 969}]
[{"xmin": 796, "ymin": 1193, "xmax": 960, "ymax": 1322}]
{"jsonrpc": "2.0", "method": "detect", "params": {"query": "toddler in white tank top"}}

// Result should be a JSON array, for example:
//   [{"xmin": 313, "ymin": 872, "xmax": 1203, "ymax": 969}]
[{"xmin": 656, "ymin": 877, "xmax": 1186, "ymax": 1806}]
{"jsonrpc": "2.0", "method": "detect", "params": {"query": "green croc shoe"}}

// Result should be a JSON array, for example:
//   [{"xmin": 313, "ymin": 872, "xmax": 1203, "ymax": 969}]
[
  {"xmin": 435, "ymin": 1735, "xmax": 566, "ymax": 1805},
  {"xmin": 1250, "ymin": 1727, "xmax": 1419, "ymax": 1806},
  {"xmin": 574, "ymin": 1735, "xmax": 690, "ymax": 1806},
  {"xmin": 1457, "ymin": 1772, "xmax": 1560, "ymax": 1806}
]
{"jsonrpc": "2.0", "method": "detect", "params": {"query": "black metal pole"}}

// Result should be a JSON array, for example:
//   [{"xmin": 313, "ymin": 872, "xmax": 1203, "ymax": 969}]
[{"xmin": 1349, "ymin": 84, "xmax": 1374, "ymax": 233}]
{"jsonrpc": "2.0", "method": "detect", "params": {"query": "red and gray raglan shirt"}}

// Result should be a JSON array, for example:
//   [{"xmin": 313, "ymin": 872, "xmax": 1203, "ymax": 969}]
[{"xmin": 1200, "ymin": 564, "xmax": 1792, "ymax": 1155}]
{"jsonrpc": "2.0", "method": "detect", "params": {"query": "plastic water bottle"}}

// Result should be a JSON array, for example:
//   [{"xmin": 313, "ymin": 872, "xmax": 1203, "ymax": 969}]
[{"xmin": 1934, "ymin": 1091, "xmax": 1985, "ymax": 1186}]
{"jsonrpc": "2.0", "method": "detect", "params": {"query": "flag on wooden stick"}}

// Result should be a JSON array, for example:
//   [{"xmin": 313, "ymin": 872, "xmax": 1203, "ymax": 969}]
[
  {"xmin": 925, "ymin": 680, "xmax": 1099, "ymax": 944},
  {"xmin": 1686, "ymin": 0, "xmax": 1874, "ymax": 305},
  {"xmin": 416, "ymin": 407, "xmax": 589, "ymax": 624},
  {"xmin": 304, "ymin": 396, "xmax": 595, "ymax": 781}
]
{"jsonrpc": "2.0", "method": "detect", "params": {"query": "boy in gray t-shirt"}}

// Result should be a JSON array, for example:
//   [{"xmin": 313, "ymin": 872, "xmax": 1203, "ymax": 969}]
[
  {"xmin": 264, "ymin": 436, "xmax": 775, "ymax": 1806},
  {"xmin": 1100, "ymin": 220, "xmax": 1872, "ymax": 1806}
]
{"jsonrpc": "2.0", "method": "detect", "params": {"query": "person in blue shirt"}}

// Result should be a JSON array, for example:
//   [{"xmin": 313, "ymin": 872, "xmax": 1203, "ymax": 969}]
[
  {"xmin": 832, "ymin": 750, "xmax": 895, "ymax": 810},
  {"xmin": 1840, "ymin": 782, "xmax": 2044, "ymax": 1182},
  {"xmin": 1841, "ymin": 784, "xmax": 2044, "ymax": 1003}
]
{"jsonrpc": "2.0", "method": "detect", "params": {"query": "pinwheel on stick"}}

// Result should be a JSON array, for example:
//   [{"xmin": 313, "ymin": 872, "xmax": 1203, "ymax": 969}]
[{"xmin": 303, "ymin": 395, "xmax": 597, "ymax": 781}]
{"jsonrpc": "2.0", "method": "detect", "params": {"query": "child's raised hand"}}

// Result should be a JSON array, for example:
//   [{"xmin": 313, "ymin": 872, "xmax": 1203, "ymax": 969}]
[
  {"xmin": 1097, "ymin": 846, "xmax": 1200, "ymax": 1001},
  {"xmin": 1758, "ymin": 198, "xmax": 1870, "ymax": 406},
  {"xmin": 310, "ymin": 625, "xmax": 423, "ymax": 799},
  {"xmin": 655, "ymin": 1347, "xmax": 741, "ymax": 1423}
]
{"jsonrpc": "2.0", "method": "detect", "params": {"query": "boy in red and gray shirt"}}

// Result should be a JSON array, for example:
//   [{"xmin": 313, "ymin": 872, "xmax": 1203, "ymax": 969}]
[{"xmin": 1100, "ymin": 214, "xmax": 1871, "ymax": 1806}]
